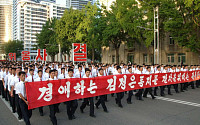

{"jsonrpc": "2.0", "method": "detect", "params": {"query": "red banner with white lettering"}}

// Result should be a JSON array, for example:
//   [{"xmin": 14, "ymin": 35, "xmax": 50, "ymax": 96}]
[{"xmin": 26, "ymin": 70, "xmax": 200, "ymax": 109}]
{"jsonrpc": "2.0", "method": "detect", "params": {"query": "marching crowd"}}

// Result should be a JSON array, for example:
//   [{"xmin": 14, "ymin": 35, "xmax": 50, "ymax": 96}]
[{"xmin": 0, "ymin": 61, "xmax": 199, "ymax": 125}]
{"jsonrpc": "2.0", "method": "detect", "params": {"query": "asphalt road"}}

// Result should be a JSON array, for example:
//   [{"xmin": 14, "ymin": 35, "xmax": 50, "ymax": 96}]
[{"xmin": 0, "ymin": 87, "xmax": 200, "ymax": 125}]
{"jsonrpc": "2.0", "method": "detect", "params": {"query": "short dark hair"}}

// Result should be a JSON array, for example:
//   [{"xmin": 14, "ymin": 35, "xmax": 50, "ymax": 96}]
[
  {"xmin": 38, "ymin": 70, "xmax": 43, "ymax": 74},
  {"xmin": 85, "ymin": 68, "xmax": 91, "ymax": 73},
  {"xmin": 68, "ymin": 68, "xmax": 73, "ymax": 72},
  {"xmin": 19, "ymin": 71, "xmax": 25, "ymax": 76}
]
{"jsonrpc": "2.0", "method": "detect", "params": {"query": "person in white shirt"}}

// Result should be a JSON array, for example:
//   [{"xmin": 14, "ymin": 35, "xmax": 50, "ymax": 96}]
[
  {"xmin": 47, "ymin": 70, "xmax": 58, "ymax": 125},
  {"xmin": 95, "ymin": 68, "xmax": 108, "ymax": 112},
  {"xmin": 114, "ymin": 66, "xmax": 124, "ymax": 108},
  {"xmin": 143, "ymin": 67, "xmax": 156, "ymax": 99},
  {"xmin": 121, "ymin": 64, "xmax": 128, "ymax": 74},
  {"xmin": 3, "ymin": 66, "xmax": 9, "ymax": 101},
  {"xmin": 16, "ymin": 71, "xmax": 32, "ymax": 125},
  {"xmin": 80, "ymin": 68, "xmax": 96, "ymax": 117},
  {"xmin": 58, "ymin": 68, "xmax": 66, "ymax": 79},
  {"xmin": 65, "ymin": 68, "xmax": 78, "ymax": 120},
  {"xmin": 154, "ymin": 66, "xmax": 165, "ymax": 96},
  {"xmin": 0, "ymin": 66, "xmax": 4, "ymax": 98},
  {"xmin": 25, "ymin": 69, "xmax": 35, "ymax": 83},
  {"xmin": 74, "ymin": 65, "xmax": 84, "ymax": 78},
  {"xmin": 135, "ymin": 66, "xmax": 144, "ymax": 101},
  {"xmin": 44, "ymin": 68, "xmax": 50, "ymax": 81},
  {"xmin": 34, "ymin": 70, "xmax": 46, "ymax": 116},
  {"xmin": 126, "ymin": 67, "xmax": 134, "ymax": 104}
]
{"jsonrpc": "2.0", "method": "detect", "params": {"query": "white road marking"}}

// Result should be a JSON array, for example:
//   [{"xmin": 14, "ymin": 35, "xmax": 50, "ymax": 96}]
[
  {"xmin": 147, "ymin": 95, "xmax": 200, "ymax": 107},
  {"xmin": 0, "ymin": 96, "xmax": 23, "ymax": 122}
]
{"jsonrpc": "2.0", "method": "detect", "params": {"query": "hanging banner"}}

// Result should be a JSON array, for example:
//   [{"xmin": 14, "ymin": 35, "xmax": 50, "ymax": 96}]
[
  {"xmin": 72, "ymin": 43, "xmax": 87, "ymax": 62},
  {"xmin": 26, "ymin": 70, "xmax": 200, "ymax": 109}
]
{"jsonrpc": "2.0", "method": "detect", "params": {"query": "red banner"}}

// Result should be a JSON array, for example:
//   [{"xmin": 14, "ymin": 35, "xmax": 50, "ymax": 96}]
[{"xmin": 26, "ymin": 71, "xmax": 200, "ymax": 109}]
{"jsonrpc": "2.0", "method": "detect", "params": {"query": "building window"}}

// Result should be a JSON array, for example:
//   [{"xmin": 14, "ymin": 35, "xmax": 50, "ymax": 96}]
[
  {"xmin": 167, "ymin": 54, "xmax": 174, "ymax": 63},
  {"xmin": 178, "ymin": 53, "xmax": 186, "ymax": 64},
  {"xmin": 112, "ymin": 55, "xmax": 115, "ymax": 63},
  {"xmin": 150, "ymin": 54, "xmax": 153, "ymax": 63},
  {"xmin": 127, "ymin": 54, "xmax": 134, "ymax": 64},
  {"xmin": 143, "ymin": 54, "xmax": 147, "ymax": 63},
  {"xmin": 169, "ymin": 36, "xmax": 174, "ymax": 45}
]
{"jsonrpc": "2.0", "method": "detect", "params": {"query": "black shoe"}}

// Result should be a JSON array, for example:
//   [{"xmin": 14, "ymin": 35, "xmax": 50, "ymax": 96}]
[
  {"xmin": 118, "ymin": 104, "xmax": 123, "ymax": 108},
  {"xmin": 139, "ymin": 98, "xmax": 144, "ymax": 101},
  {"xmin": 104, "ymin": 110, "xmax": 109, "ymax": 113},
  {"xmin": 72, "ymin": 115, "xmax": 76, "ymax": 119},
  {"xmin": 154, "ymin": 93, "xmax": 158, "ymax": 96},
  {"xmin": 56, "ymin": 109, "xmax": 60, "ymax": 113},
  {"xmin": 152, "ymin": 97, "xmax": 156, "ymax": 99},
  {"xmin": 12, "ymin": 110, "xmax": 16, "ymax": 113},
  {"xmin": 40, "ymin": 112, "xmax": 44, "ymax": 116},
  {"xmin": 80, "ymin": 108, "xmax": 84, "ymax": 113},
  {"xmin": 181, "ymin": 90, "xmax": 184, "ymax": 92},
  {"xmin": 90, "ymin": 114, "xmax": 96, "ymax": 118},
  {"xmin": 143, "ymin": 96, "xmax": 147, "ymax": 98},
  {"xmin": 168, "ymin": 93, "xmax": 173, "ymax": 95},
  {"xmin": 68, "ymin": 117, "xmax": 73, "ymax": 120},
  {"xmin": 135, "ymin": 95, "xmax": 139, "ymax": 100},
  {"xmin": 176, "ymin": 91, "xmax": 179, "ymax": 93},
  {"xmin": 127, "ymin": 101, "xmax": 132, "ymax": 104},
  {"xmin": 18, "ymin": 116, "xmax": 22, "ymax": 120},
  {"xmin": 95, "ymin": 104, "xmax": 99, "ymax": 109},
  {"xmin": 115, "ymin": 98, "xmax": 118, "ymax": 104}
]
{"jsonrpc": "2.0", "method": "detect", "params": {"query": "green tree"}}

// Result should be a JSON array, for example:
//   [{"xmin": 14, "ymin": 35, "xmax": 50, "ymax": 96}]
[
  {"xmin": 36, "ymin": 18, "xmax": 58, "ymax": 62},
  {"xmin": 101, "ymin": 0, "xmax": 142, "ymax": 64},
  {"xmin": 55, "ymin": 8, "xmax": 85, "ymax": 61},
  {"xmin": 140, "ymin": 0, "xmax": 200, "ymax": 52},
  {"xmin": 1, "ymin": 40, "xmax": 24, "ymax": 59}
]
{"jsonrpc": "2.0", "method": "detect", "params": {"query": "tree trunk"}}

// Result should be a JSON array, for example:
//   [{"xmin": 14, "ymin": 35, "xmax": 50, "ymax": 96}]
[
  {"xmin": 92, "ymin": 48, "xmax": 95, "ymax": 62},
  {"xmin": 115, "ymin": 47, "xmax": 119, "ymax": 64},
  {"xmin": 51, "ymin": 55, "xmax": 55, "ymax": 62}
]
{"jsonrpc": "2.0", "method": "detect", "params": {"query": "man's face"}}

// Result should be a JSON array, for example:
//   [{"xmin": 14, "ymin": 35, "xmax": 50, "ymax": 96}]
[
  {"xmin": 147, "ymin": 68, "xmax": 151, "ymax": 72},
  {"xmin": 55, "ymin": 71, "xmax": 58, "ymax": 76},
  {"xmin": 85, "ymin": 71, "xmax": 90, "ymax": 77},
  {"xmin": 78, "ymin": 67, "xmax": 82, "ymax": 71},
  {"xmin": 9, "ymin": 68, "xmax": 12, "ymax": 73},
  {"xmin": 38, "ymin": 72, "xmax": 42, "ymax": 77},
  {"xmin": 50, "ymin": 72, "xmax": 55, "ymax": 78},
  {"xmin": 128, "ymin": 68, "xmax": 132, "ymax": 73},
  {"xmin": 20, "ymin": 74, "xmax": 25, "ymax": 81},
  {"xmin": 30, "ymin": 71, "xmax": 33, "ymax": 75},
  {"xmin": 117, "ymin": 68, "xmax": 121, "ymax": 73},
  {"xmin": 12, "ymin": 69, "xmax": 16, "ymax": 74},
  {"xmin": 61, "ymin": 69, "xmax": 65, "ymax": 74},
  {"xmin": 99, "ymin": 70, "xmax": 103, "ymax": 75},
  {"xmin": 68, "ymin": 71, "xmax": 73, "ymax": 77}
]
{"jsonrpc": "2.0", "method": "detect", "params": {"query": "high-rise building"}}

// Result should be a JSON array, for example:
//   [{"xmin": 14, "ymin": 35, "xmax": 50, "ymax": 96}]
[
  {"xmin": 13, "ymin": 0, "xmax": 67, "ymax": 60},
  {"xmin": 66, "ymin": 0, "xmax": 93, "ymax": 10},
  {"xmin": 98, "ymin": 0, "xmax": 115, "ymax": 10},
  {"xmin": 0, "ymin": 0, "xmax": 13, "ymax": 60}
]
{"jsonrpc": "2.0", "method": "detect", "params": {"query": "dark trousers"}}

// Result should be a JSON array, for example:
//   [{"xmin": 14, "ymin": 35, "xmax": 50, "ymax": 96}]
[
  {"xmin": 173, "ymin": 84, "xmax": 179, "ymax": 93},
  {"xmin": 143, "ymin": 88, "xmax": 154, "ymax": 98},
  {"xmin": 196, "ymin": 80, "xmax": 200, "ymax": 88},
  {"xmin": 190, "ymin": 81, "xmax": 195, "ymax": 89},
  {"xmin": 11, "ymin": 90, "xmax": 16, "ymax": 112},
  {"xmin": 96, "ymin": 95, "xmax": 107, "ymax": 111},
  {"xmin": 116, "ymin": 92, "xmax": 124, "ymax": 105},
  {"xmin": 167, "ymin": 85, "xmax": 172, "ymax": 94},
  {"xmin": 127, "ymin": 90, "xmax": 133, "ymax": 103},
  {"xmin": 135, "ymin": 89, "xmax": 144, "ymax": 100},
  {"xmin": 19, "ymin": 99, "xmax": 32, "ymax": 125},
  {"xmin": 160, "ymin": 86, "xmax": 165, "ymax": 96},
  {"xmin": 183, "ymin": 82, "xmax": 188, "ymax": 90},
  {"xmin": 66, "ymin": 100, "xmax": 78, "ymax": 119},
  {"xmin": 8, "ymin": 91, "xmax": 12, "ymax": 106},
  {"xmin": 180, "ymin": 83, "xmax": 184, "ymax": 91},
  {"xmin": 80, "ymin": 97, "xmax": 94, "ymax": 116},
  {"xmin": 154, "ymin": 87, "xmax": 158, "ymax": 95},
  {"xmin": 49, "ymin": 104, "xmax": 57, "ymax": 125},
  {"xmin": 0, "ymin": 80, "xmax": 4, "ymax": 97},
  {"xmin": 15, "ymin": 94, "xmax": 22, "ymax": 118},
  {"xmin": 4, "ymin": 85, "xmax": 8, "ymax": 101},
  {"xmin": 39, "ymin": 107, "xmax": 43, "ymax": 114}
]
